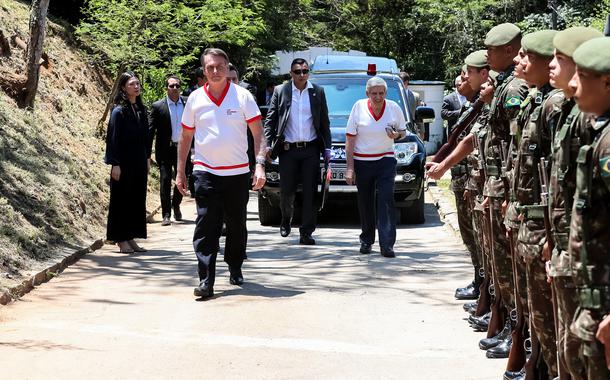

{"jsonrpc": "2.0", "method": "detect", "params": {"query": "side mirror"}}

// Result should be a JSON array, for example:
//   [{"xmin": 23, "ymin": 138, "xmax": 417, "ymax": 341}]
[{"xmin": 415, "ymin": 106, "xmax": 435, "ymax": 123}]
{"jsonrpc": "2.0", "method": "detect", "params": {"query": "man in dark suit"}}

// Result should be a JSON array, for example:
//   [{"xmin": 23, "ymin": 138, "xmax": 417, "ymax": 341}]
[
  {"xmin": 149, "ymin": 75, "xmax": 186, "ymax": 226},
  {"xmin": 441, "ymin": 75, "xmax": 468, "ymax": 143},
  {"xmin": 264, "ymin": 58, "xmax": 331, "ymax": 245}
]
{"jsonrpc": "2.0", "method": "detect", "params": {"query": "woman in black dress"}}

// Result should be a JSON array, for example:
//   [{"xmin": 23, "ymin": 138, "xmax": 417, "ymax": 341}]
[{"xmin": 105, "ymin": 72, "xmax": 150, "ymax": 253}]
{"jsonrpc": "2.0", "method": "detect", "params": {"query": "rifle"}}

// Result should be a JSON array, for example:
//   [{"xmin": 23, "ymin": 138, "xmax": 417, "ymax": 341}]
[
  {"xmin": 433, "ymin": 98, "xmax": 485, "ymax": 163},
  {"xmin": 539, "ymin": 158, "xmax": 562, "ymax": 379}
]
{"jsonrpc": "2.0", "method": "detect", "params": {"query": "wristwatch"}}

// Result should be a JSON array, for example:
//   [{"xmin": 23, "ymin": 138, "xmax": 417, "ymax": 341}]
[{"xmin": 255, "ymin": 155, "xmax": 266, "ymax": 166}]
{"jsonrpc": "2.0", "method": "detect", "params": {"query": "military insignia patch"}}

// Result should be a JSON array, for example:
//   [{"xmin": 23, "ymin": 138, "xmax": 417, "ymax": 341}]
[
  {"xmin": 505, "ymin": 96, "xmax": 522, "ymax": 108},
  {"xmin": 600, "ymin": 156, "xmax": 610, "ymax": 177}
]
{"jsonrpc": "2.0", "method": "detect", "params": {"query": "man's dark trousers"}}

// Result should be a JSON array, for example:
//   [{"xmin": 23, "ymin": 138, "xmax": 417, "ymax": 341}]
[
  {"xmin": 192, "ymin": 171, "xmax": 249, "ymax": 288},
  {"xmin": 159, "ymin": 144, "xmax": 183, "ymax": 217},
  {"xmin": 279, "ymin": 144, "xmax": 319, "ymax": 236},
  {"xmin": 354, "ymin": 157, "xmax": 397, "ymax": 250}
]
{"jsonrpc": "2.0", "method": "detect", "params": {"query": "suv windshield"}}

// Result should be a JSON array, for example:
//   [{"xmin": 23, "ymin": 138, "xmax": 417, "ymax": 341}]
[{"xmin": 310, "ymin": 77, "xmax": 407, "ymax": 119}]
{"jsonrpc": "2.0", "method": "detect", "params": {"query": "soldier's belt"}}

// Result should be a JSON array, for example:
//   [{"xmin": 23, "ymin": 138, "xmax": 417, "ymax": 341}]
[
  {"xmin": 552, "ymin": 232, "xmax": 569, "ymax": 251},
  {"xmin": 578, "ymin": 287, "xmax": 610, "ymax": 311},
  {"xmin": 451, "ymin": 165, "xmax": 469, "ymax": 176},
  {"xmin": 485, "ymin": 165, "xmax": 501, "ymax": 177},
  {"xmin": 516, "ymin": 204, "xmax": 545, "ymax": 220}
]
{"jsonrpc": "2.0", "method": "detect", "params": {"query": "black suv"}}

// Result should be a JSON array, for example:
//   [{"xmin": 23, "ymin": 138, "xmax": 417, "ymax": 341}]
[{"xmin": 258, "ymin": 55, "xmax": 432, "ymax": 225}]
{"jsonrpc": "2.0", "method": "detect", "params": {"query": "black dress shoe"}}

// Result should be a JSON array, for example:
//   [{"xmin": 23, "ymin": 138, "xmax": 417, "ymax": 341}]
[
  {"xmin": 455, "ymin": 281, "xmax": 480, "ymax": 300},
  {"xmin": 380, "ymin": 247, "xmax": 395, "ymax": 257},
  {"xmin": 173, "ymin": 206, "xmax": 182, "ymax": 221},
  {"xmin": 280, "ymin": 223, "xmax": 291, "ymax": 237},
  {"xmin": 503, "ymin": 368, "xmax": 525, "ymax": 380},
  {"xmin": 479, "ymin": 319, "xmax": 511, "ymax": 350},
  {"xmin": 463, "ymin": 301, "xmax": 477, "ymax": 312},
  {"xmin": 469, "ymin": 311, "xmax": 490, "ymax": 330},
  {"xmin": 468, "ymin": 305, "xmax": 477, "ymax": 316},
  {"xmin": 486, "ymin": 334, "xmax": 512, "ymax": 358},
  {"xmin": 360, "ymin": 243, "xmax": 372, "ymax": 254},
  {"xmin": 229, "ymin": 267, "xmax": 244, "ymax": 286},
  {"xmin": 299, "ymin": 235, "xmax": 315, "ymax": 245},
  {"xmin": 194, "ymin": 282, "xmax": 214, "ymax": 298}
]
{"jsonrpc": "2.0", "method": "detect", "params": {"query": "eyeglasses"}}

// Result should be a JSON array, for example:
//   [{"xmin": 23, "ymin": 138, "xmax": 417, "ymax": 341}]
[
  {"xmin": 292, "ymin": 69, "xmax": 310, "ymax": 75},
  {"xmin": 168, "ymin": 84, "xmax": 181, "ymax": 89}
]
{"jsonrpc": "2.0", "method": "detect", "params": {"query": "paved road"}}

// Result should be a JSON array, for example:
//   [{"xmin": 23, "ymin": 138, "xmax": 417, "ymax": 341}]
[{"xmin": 0, "ymin": 192, "xmax": 504, "ymax": 379}]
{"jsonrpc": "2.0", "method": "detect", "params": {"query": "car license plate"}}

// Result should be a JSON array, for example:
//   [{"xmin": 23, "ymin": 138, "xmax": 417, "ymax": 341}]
[{"xmin": 331, "ymin": 167, "xmax": 345, "ymax": 180}]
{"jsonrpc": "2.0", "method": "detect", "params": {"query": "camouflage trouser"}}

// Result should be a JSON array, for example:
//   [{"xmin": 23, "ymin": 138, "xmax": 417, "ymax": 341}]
[
  {"xmin": 507, "ymin": 226, "xmax": 529, "ymax": 319},
  {"xmin": 553, "ymin": 275, "xmax": 586, "ymax": 380},
  {"xmin": 519, "ymin": 218, "xmax": 558, "ymax": 377},
  {"xmin": 490, "ymin": 198, "xmax": 515, "ymax": 310},
  {"xmin": 571, "ymin": 308, "xmax": 610, "ymax": 380},
  {"xmin": 469, "ymin": 194, "xmax": 487, "ymax": 272},
  {"xmin": 454, "ymin": 190, "xmax": 480, "ymax": 269}
]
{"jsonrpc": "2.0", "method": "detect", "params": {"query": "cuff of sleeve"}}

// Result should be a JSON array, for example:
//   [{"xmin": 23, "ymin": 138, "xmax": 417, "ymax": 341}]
[
  {"xmin": 182, "ymin": 122, "xmax": 195, "ymax": 130},
  {"xmin": 246, "ymin": 114, "xmax": 262, "ymax": 123},
  {"xmin": 346, "ymin": 132, "xmax": 357, "ymax": 137}
]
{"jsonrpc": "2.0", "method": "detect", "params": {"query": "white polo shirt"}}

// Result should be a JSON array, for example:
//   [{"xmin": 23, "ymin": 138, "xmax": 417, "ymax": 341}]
[
  {"xmin": 346, "ymin": 99, "xmax": 406, "ymax": 161},
  {"xmin": 181, "ymin": 81, "xmax": 261, "ymax": 176}
]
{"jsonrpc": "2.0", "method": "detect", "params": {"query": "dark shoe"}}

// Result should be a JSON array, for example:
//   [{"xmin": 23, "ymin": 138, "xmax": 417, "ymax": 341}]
[
  {"xmin": 463, "ymin": 301, "xmax": 477, "ymax": 312},
  {"xmin": 486, "ymin": 334, "xmax": 512, "ymax": 358},
  {"xmin": 469, "ymin": 312, "xmax": 490, "ymax": 330},
  {"xmin": 360, "ymin": 243, "xmax": 372, "ymax": 254},
  {"xmin": 173, "ymin": 206, "xmax": 182, "ymax": 221},
  {"xmin": 479, "ymin": 319, "xmax": 512, "ymax": 350},
  {"xmin": 503, "ymin": 368, "xmax": 525, "ymax": 380},
  {"xmin": 468, "ymin": 305, "xmax": 477, "ymax": 315},
  {"xmin": 455, "ymin": 281, "xmax": 480, "ymax": 300},
  {"xmin": 280, "ymin": 223, "xmax": 291, "ymax": 237},
  {"xmin": 299, "ymin": 235, "xmax": 315, "ymax": 245},
  {"xmin": 161, "ymin": 216, "xmax": 171, "ymax": 226},
  {"xmin": 193, "ymin": 281, "xmax": 214, "ymax": 298},
  {"xmin": 380, "ymin": 247, "xmax": 395, "ymax": 258},
  {"xmin": 229, "ymin": 266, "xmax": 244, "ymax": 286}
]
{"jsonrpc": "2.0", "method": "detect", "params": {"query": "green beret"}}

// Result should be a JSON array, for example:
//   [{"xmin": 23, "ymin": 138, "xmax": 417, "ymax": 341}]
[
  {"xmin": 553, "ymin": 27, "xmax": 603, "ymax": 57},
  {"xmin": 522, "ymin": 30, "xmax": 558, "ymax": 57},
  {"xmin": 573, "ymin": 37, "xmax": 610, "ymax": 74},
  {"xmin": 464, "ymin": 50, "xmax": 488, "ymax": 68},
  {"xmin": 484, "ymin": 23, "xmax": 521, "ymax": 47}
]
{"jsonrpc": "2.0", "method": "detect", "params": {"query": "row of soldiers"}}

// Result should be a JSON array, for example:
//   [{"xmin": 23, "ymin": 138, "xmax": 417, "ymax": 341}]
[{"xmin": 427, "ymin": 22, "xmax": 610, "ymax": 380}]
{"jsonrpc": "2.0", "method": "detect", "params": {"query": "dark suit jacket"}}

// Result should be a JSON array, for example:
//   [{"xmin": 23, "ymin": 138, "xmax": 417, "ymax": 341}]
[
  {"xmin": 441, "ymin": 91, "xmax": 463, "ymax": 132},
  {"xmin": 264, "ymin": 82, "xmax": 331, "ymax": 159},
  {"xmin": 148, "ymin": 96, "xmax": 186, "ymax": 163}
]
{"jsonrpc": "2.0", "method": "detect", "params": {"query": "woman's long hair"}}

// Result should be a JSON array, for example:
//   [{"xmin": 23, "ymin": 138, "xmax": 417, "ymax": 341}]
[{"xmin": 113, "ymin": 71, "xmax": 146, "ymax": 119}]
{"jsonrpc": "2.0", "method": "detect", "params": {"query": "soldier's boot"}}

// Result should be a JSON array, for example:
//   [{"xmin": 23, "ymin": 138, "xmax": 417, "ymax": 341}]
[
  {"xmin": 463, "ymin": 301, "xmax": 477, "ymax": 312},
  {"xmin": 455, "ymin": 267, "xmax": 483, "ymax": 300},
  {"xmin": 486, "ymin": 332, "xmax": 512, "ymax": 359},
  {"xmin": 479, "ymin": 317, "xmax": 512, "ymax": 350},
  {"xmin": 503, "ymin": 367, "xmax": 525, "ymax": 380},
  {"xmin": 474, "ymin": 272, "xmax": 491, "ymax": 317},
  {"xmin": 469, "ymin": 311, "xmax": 490, "ymax": 331}
]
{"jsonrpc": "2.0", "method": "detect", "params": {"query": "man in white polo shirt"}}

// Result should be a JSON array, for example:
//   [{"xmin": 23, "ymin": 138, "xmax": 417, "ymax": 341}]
[{"xmin": 176, "ymin": 48, "xmax": 267, "ymax": 299}]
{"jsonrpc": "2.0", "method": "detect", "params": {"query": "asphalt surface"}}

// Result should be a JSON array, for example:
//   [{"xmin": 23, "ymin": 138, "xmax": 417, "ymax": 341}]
[{"xmin": 0, "ymin": 192, "xmax": 504, "ymax": 379}]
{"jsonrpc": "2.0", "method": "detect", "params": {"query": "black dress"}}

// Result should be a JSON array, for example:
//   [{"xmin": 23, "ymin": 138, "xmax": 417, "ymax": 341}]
[{"xmin": 105, "ymin": 103, "xmax": 150, "ymax": 242}]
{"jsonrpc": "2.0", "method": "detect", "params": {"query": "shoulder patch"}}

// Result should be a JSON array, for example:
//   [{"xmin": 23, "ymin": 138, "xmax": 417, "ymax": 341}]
[
  {"xmin": 601, "ymin": 156, "xmax": 610, "ymax": 177},
  {"xmin": 505, "ymin": 96, "xmax": 522, "ymax": 108}
]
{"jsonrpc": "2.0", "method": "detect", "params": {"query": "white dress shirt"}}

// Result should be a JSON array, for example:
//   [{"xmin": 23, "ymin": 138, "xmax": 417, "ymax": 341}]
[
  {"xmin": 284, "ymin": 81, "xmax": 317, "ymax": 143},
  {"xmin": 167, "ymin": 97, "xmax": 185, "ymax": 143}
]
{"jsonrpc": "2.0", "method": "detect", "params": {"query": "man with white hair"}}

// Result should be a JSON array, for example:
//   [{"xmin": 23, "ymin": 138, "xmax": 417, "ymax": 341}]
[{"xmin": 442, "ymin": 72, "xmax": 471, "ymax": 142}]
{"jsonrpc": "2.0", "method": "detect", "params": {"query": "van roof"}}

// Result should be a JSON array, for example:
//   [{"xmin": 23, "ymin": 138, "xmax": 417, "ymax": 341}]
[{"xmin": 311, "ymin": 55, "xmax": 400, "ymax": 74}]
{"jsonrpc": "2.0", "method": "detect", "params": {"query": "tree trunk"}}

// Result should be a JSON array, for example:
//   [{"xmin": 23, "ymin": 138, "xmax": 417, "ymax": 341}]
[{"xmin": 22, "ymin": 0, "xmax": 50, "ymax": 108}]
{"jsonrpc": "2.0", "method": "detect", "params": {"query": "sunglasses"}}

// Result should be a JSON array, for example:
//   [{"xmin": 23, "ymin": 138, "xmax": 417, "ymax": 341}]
[
  {"xmin": 292, "ymin": 69, "xmax": 310, "ymax": 75},
  {"xmin": 168, "ymin": 84, "xmax": 181, "ymax": 89}
]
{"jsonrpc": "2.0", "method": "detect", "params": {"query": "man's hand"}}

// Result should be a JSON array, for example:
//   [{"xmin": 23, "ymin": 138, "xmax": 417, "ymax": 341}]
[
  {"xmin": 111, "ymin": 165, "xmax": 121, "ymax": 181},
  {"xmin": 542, "ymin": 241, "xmax": 551, "ymax": 262},
  {"xmin": 176, "ymin": 171, "xmax": 188, "ymax": 196},
  {"xmin": 345, "ymin": 169, "xmax": 355, "ymax": 186},
  {"xmin": 463, "ymin": 190, "xmax": 470, "ymax": 201},
  {"xmin": 501, "ymin": 200, "xmax": 508, "ymax": 217},
  {"xmin": 427, "ymin": 162, "xmax": 446, "ymax": 180},
  {"xmin": 252, "ymin": 164, "xmax": 266, "ymax": 191},
  {"xmin": 596, "ymin": 314, "xmax": 610, "ymax": 370},
  {"xmin": 324, "ymin": 149, "xmax": 331, "ymax": 165},
  {"xmin": 386, "ymin": 128, "xmax": 401, "ymax": 140}
]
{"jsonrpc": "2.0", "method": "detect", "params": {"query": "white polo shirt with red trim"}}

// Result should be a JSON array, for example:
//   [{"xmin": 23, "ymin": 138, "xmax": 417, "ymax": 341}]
[
  {"xmin": 345, "ymin": 99, "xmax": 406, "ymax": 161},
  {"xmin": 181, "ymin": 81, "xmax": 261, "ymax": 176}
]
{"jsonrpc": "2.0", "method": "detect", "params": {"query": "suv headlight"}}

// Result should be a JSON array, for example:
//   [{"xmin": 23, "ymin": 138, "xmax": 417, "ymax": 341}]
[{"xmin": 394, "ymin": 142, "xmax": 418, "ymax": 165}]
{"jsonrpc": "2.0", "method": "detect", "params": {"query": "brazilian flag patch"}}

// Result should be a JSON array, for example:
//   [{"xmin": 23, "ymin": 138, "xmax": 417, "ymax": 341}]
[
  {"xmin": 600, "ymin": 156, "xmax": 610, "ymax": 177},
  {"xmin": 505, "ymin": 96, "xmax": 522, "ymax": 108}
]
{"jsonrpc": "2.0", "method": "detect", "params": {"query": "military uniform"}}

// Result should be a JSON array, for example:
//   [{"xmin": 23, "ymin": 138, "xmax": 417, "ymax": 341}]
[
  {"xmin": 547, "ymin": 26, "xmax": 603, "ymax": 380},
  {"xmin": 569, "ymin": 33, "xmax": 610, "ymax": 380}
]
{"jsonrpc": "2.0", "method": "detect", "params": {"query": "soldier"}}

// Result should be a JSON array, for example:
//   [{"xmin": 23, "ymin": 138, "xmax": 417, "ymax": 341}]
[
  {"xmin": 568, "ymin": 36, "xmax": 610, "ymax": 380},
  {"xmin": 512, "ymin": 29, "xmax": 563, "ymax": 378},
  {"xmin": 546, "ymin": 26, "xmax": 602, "ymax": 380}
]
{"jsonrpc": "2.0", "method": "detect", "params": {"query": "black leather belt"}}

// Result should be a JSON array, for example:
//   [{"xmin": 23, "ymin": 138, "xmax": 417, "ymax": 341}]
[{"xmin": 284, "ymin": 141, "xmax": 314, "ymax": 150}]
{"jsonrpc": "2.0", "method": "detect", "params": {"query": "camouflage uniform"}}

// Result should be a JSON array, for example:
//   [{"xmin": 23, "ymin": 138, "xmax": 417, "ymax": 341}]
[
  {"xmin": 548, "ymin": 98, "xmax": 591, "ymax": 380},
  {"xmin": 482, "ymin": 66, "xmax": 528, "ymax": 312},
  {"xmin": 513, "ymin": 83, "xmax": 563, "ymax": 376},
  {"xmin": 570, "ymin": 112, "xmax": 610, "ymax": 380}
]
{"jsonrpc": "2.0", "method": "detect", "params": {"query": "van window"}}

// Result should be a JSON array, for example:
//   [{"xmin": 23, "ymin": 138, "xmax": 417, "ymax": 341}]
[{"xmin": 310, "ymin": 78, "xmax": 407, "ymax": 119}]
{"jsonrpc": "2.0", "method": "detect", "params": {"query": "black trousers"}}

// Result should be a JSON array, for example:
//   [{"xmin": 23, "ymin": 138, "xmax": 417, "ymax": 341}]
[
  {"xmin": 278, "ymin": 144, "xmax": 320, "ymax": 236},
  {"xmin": 354, "ymin": 157, "xmax": 397, "ymax": 250},
  {"xmin": 159, "ymin": 144, "xmax": 183, "ymax": 218},
  {"xmin": 192, "ymin": 171, "xmax": 249, "ymax": 288}
]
